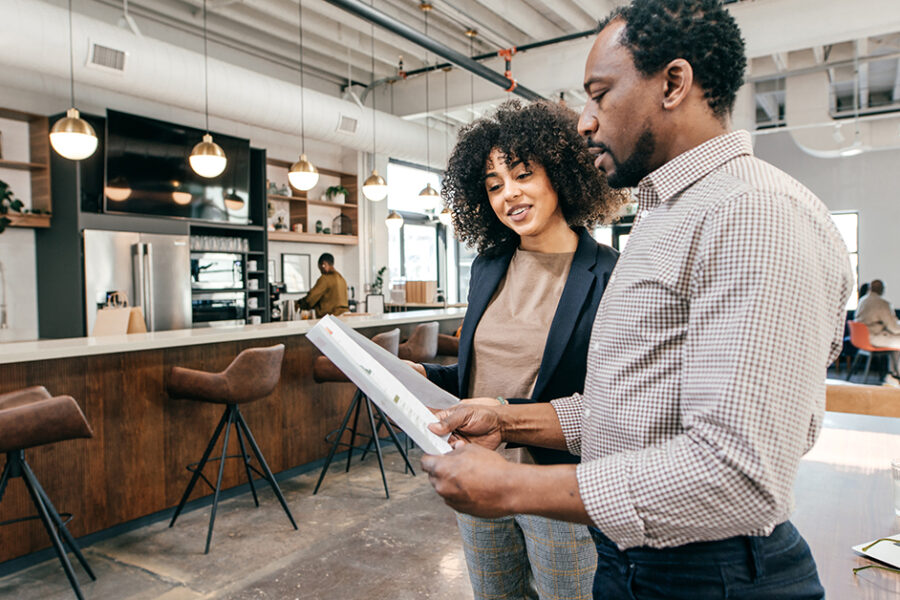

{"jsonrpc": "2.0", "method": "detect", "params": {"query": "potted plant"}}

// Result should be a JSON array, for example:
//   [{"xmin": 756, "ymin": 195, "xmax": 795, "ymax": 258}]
[
  {"xmin": 371, "ymin": 266, "xmax": 387, "ymax": 295},
  {"xmin": 325, "ymin": 185, "xmax": 348, "ymax": 204},
  {"xmin": 0, "ymin": 180, "xmax": 23, "ymax": 234}
]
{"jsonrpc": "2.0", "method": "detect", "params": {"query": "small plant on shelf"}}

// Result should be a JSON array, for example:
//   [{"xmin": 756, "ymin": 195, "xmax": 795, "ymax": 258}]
[
  {"xmin": 0, "ymin": 179, "xmax": 24, "ymax": 234},
  {"xmin": 325, "ymin": 185, "xmax": 349, "ymax": 203},
  {"xmin": 371, "ymin": 266, "xmax": 387, "ymax": 295}
]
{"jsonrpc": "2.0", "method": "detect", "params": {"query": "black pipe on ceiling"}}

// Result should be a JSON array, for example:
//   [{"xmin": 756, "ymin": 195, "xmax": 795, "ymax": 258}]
[{"xmin": 321, "ymin": 0, "xmax": 545, "ymax": 102}]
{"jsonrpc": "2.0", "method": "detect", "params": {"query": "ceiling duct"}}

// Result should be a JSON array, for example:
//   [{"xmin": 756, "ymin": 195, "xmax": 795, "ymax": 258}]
[
  {"xmin": 0, "ymin": 0, "xmax": 443, "ymax": 165},
  {"xmin": 321, "ymin": 0, "xmax": 545, "ymax": 102}
]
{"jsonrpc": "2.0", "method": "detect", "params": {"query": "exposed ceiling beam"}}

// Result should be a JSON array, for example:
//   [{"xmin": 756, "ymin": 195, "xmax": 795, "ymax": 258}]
[
  {"xmin": 428, "ymin": 0, "xmax": 523, "ymax": 49},
  {"xmin": 471, "ymin": 0, "xmax": 564, "ymax": 41},
  {"xmin": 812, "ymin": 45, "xmax": 826, "ymax": 64},
  {"xmin": 524, "ymin": 0, "xmax": 596, "ymax": 31},
  {"xmin": 568, "ymin": 0, "xmax": 621, "ymax": 21}
]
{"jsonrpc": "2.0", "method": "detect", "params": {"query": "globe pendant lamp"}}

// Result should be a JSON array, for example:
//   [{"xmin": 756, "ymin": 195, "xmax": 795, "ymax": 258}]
[
  {"xmin": 385, "ymin": 210, "xmax": 404, "ymax": 230},
  {"xmin": 362, "ymin": 6, "xmax": 387, "ymax": 201},
  {"xmin": 224, "ymin": 189, "xmax": 244, "ymax": 211},
  {"xmin": 51, "ymin": 0, "xmax": 98, "ymax": 161},
  {"xmin": 438, "ymin": 206, "xmax": 452, "ymax": 226},
  {"xmin": 189, "ymin": 0, "xmax": 227, "ymax": 179},
  {"xmin": 289, "ymin": 154, "xmax": 318, "ymax": 191},
  {"xmin": 190, "ymin": 133, "xmax": 226, "ymax": 178},
  {"xmin": 290, "ymin": 0, "xmax": 318, "ymax": 192},
  {"xmin": 418, "ymin": 181, "xmax": 439, "ymax": 204},
  {"xmin": 362, "ymin": 169, "xmax": 388, "ymax": 201}
]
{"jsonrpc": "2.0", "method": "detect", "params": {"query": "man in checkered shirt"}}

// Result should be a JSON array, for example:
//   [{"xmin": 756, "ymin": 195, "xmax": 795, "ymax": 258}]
[{"xmin": 422, "ymin": 0, "xmax": 853, "ymax": 598}]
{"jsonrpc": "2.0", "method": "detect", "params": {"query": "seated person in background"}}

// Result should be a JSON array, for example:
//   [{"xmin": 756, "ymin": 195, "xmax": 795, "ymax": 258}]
[
  {"xmin": 299, "ymin": 253, "xmax": 349, "ymax": 317},
  {"xmin": 855, "ymin": 279, "xmax": 900, "ymax": 383},
  {"xmin": 413, "ymin": 99, "xmax": 624, "ymax": 600}
]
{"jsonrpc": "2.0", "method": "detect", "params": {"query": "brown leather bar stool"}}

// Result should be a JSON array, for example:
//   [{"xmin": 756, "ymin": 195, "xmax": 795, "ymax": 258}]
[
  {"xmin": 0, "ymin": 386, "xmax": 95, "ymax": 600},
  {"xmin": 398, "ymin": 321, "xmax": 439, "ymax": 362},
  {"xmin": 166, "ymin": 344, "xmax": 296, "ymax": 554},
  {"xmin": 366, "ymin": 322, "xmax": 440, "ymax": 469},
  {"xmin": 437, "ymin": 333, "xmax": 460, "ymax": 357},
  {"xmin": 312, "ymin": 328, "xmax": 415, "ymax": 498}
]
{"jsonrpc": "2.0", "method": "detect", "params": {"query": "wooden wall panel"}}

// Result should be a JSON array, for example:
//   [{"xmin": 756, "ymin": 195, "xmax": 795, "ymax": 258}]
[{"xmin": 0, "ymin": 318, "xmax": 462, "ymax": 563}]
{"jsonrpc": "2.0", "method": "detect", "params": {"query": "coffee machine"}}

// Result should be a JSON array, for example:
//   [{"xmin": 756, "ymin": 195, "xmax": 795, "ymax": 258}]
[{"xmin": 269, "ymin": 282, "xmax": 286, "ymax": 321}]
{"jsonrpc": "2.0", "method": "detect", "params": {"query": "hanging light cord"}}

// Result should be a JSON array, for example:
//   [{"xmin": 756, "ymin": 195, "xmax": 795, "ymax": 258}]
[
  {"xmin": 469, "ymin": 36, "xmax": 474, "ymax": 120},
  {"xmin": 444, "ymin": 69, "xmax": 449, "ymax": 157},
  {"xmin": 203, "ymin": 0, "xmax": 210, "ymax": 133},
  {"xmin": 67, "ymin": 0, "xmax": 75, "ymax": 107},
  {"xmin": 298, "ymin": 0, "xmax": 306, "ymax": 155},
  {"xmin": 424, "ymin": 9, "xmax": 430, "ymax": 170},
  {"xmin": 371, "ymin": 0, "xmax": 376, "ymax": 165}
]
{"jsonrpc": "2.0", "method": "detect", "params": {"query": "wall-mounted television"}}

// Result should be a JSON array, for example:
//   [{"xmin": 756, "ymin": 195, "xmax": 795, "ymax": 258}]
[{"xmin": 105, "ymin": 109, "xmax": 251, "ymax": 225}]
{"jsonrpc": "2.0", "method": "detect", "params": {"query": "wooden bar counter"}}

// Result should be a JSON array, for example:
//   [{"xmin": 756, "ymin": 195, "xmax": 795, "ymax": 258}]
[{"xmin": 0, "ymin": 310, "xmax": 465, "ymax": 564}]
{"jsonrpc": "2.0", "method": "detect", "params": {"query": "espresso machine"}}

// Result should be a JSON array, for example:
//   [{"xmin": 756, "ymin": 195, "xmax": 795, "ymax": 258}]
[{"xmin": 269, "ymin": 282, "xmax": 286, "ymax": 321}]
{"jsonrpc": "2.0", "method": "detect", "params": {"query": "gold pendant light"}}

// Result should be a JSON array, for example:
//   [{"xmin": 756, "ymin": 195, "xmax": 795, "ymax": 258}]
[
  {"xmin": 51, "ymin": 0, "xmax": 98, "ymax": 161},
  {"xmin": 417, "ymin": 2, "xmax": 436, "ymax": 206},
  {"xmin": 385, "ymin": 210, "xmax": 404, "ymax": 230},
  {"xmin": 190, "ymin": 0, "xmax": 227, "ymax": 178},
  {"xmin": 362, "ymin": 3, "xmax": 387, "ymax": 202},
  {"xmin": 289, "ymin": 0, "xmax": 318, "ymax": 192}
]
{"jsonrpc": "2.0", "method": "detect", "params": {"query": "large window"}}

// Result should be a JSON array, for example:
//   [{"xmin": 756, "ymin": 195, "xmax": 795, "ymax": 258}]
[{"xmin": 831, "ymin": 211, "xmax": 859, "ymax": 310}]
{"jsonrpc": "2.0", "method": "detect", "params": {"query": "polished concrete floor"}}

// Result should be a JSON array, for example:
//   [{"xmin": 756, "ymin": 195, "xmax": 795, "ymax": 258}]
[{"xmin": 0, "ymin": 448, "xmax": 474, "ymax": 599}]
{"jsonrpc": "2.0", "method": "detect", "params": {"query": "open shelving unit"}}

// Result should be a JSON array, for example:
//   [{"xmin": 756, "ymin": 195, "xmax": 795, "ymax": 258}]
[
  {"xmin": 265, "ymin": 158, "xmax": 358, "ymax": 245},
  {"xmin": 0, "ymin": 108, "xmax": 52, "ymax": 228}
]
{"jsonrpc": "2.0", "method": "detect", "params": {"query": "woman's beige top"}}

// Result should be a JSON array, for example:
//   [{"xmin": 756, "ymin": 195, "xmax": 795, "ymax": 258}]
[{"xmin": 469, "ymin": 249, "xmax": 574, "ymax": 399}]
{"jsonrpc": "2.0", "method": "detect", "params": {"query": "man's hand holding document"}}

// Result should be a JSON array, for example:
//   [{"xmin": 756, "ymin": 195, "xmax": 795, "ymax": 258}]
[{"xmin": 306, "ymin": 316, "xmax": 458, "ymax": 455}]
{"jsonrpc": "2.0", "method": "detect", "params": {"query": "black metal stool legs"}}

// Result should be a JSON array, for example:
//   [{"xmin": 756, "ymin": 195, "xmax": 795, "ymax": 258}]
[
  {"xmin": 313, "ymin": 390, "xmax": 363, "ymax": 495},
  {"xmin": 169, "ymin": 407, "xmax": 231, "ymax": 528},
  {"xmin": 369, "ymin": 404, "xmax": 416, "ymax": 476},
  {"xmin": 232, "ymin": 407, "xmax": 297, "ymax": 530},
  {"xmin": 345, "ymin": 397, "xmax": 364, "ymax": 473},
  {"xmin": 170, "ymin": 404, "xmax": 297, "ymax": 553},
  {"xmin": 364, "ymin": 397, "xmax": 390, "ymax": 499}
]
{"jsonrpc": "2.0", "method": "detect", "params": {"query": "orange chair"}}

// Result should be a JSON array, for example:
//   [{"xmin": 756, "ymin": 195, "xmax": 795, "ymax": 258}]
[{"xmin": 846, "ymin": 321, "xmax": 900, "ymax": 384}]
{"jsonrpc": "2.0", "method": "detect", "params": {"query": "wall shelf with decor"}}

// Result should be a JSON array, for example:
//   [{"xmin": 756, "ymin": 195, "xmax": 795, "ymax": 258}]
[
  {"xmin": 265, "ymin": 157, "xmax": 358, "ymax": 242},
  {"xmin": 0, "ymin": 108, "xmax": 52, "ymax": 230},
  {"xmin": 268, "ymin": 231, "xmax": 359, "ymax": 245}
]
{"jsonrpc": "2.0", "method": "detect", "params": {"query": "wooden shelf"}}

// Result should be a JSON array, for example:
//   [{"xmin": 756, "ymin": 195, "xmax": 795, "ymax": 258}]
[
  {"xmin": 268, "ymin": 194, "xmax": 357, "ymax": 210},
  {"xmin": 0, "ymin": 159, "xmax": 47, "ymax": 172},
  {"xmin": 268, "ymin": 231, "xmax": 359, "ymax": 245},
  {"xmin": 6, "ymin": 213, "xmax": 51, "ymax": 229}
]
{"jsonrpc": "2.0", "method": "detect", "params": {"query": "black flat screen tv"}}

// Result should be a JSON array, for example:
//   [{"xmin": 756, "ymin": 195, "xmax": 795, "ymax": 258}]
[{"xmin": 105, "ymin": 109, "xmax": 251, "ymax": 224}]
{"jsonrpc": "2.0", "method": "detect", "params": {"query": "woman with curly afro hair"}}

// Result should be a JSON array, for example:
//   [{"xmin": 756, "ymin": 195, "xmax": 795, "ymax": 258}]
[{"xmin": 416, "ymin": 99, "xmax": 626, "ymax": 600}]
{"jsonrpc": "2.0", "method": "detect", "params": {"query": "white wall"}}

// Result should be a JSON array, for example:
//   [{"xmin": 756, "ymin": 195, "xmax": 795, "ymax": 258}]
[
  {"xmin": 0, "ymin": 229, "xmax": 38, "ymax": 342},
  {"xmin": 754, "ymin": 131, "xmax": 900, "ymax": 296}
]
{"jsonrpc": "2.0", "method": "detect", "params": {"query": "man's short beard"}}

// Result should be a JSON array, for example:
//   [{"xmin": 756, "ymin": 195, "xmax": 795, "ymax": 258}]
[{"xmin": 607, "ymin": 128, "xmax": 656, "ymax": 189}]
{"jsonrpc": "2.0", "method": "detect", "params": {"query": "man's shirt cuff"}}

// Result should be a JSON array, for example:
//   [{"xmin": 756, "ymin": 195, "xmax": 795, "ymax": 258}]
[{"xmin": 550, "ymin": 394, "xmax": 583, "ymax": 456}]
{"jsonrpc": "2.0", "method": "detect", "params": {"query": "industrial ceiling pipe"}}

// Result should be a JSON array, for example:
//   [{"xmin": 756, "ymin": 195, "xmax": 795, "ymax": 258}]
[{"xmin": 321, "ymin": 0, "xmax": 545, "ymax": 102}]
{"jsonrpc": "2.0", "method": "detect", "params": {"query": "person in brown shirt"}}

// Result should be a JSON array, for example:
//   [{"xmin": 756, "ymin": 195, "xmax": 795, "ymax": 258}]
[{"xmin": 299, "ymin": 253, "xmax": 348, "ymax": 317}]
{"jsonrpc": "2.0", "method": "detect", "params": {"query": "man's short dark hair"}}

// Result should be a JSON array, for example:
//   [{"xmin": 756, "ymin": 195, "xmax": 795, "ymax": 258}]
[
  {"xmin": 600, "ymin": 0, "xmax": 746, "ymax": 118},
  {"xmin": 318, "ymin": 253, "xmax": 334, "ymax": 266}
]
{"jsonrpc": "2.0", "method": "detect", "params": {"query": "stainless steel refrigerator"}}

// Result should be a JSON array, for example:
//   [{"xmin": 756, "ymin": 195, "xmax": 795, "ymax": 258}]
[{"xmin": 83, "ymin": 229, "xmax": 192, "ymax": 334}]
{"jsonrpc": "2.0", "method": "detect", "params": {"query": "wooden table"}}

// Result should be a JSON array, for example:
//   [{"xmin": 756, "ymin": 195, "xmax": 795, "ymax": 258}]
[{"xmin": 794, "ymin": 411, "xmax": 900, "ymax": 598}]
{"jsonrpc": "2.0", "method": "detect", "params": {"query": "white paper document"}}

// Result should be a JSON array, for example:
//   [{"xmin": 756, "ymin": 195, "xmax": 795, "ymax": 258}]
[
  {"xmin": 853, "ymin": 536, "xmax": 900, "ymax": 569},
  {"xmin": 307, "ymin": 316, "xmax": 458, "ymax": 455}
]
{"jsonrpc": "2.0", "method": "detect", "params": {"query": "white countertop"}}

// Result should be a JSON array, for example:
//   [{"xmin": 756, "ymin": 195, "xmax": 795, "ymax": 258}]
[{"xmin": 0, "ymin": 309, "xmax": 466, "ymax": 365}]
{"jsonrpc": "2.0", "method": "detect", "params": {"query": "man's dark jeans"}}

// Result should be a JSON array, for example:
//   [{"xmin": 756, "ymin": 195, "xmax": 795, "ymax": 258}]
[{"xmin": 590, "ymin": 521, "xmax": 824, "ymax": 599}]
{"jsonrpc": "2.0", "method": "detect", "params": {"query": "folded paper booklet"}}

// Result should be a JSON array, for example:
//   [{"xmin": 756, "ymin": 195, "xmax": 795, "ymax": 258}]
[
  {"xmin": 853, "ymin": 535, "xmax": 900, "ymax": 569},
  {"xmin": 307, "ymin": 316, "xmax": 458, "ymax": 455}
]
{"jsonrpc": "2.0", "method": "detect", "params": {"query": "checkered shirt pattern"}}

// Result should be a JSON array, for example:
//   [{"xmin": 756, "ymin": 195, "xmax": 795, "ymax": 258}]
[{"xmin": 551, "ymin": 130, "xmax": 853, "ymax": 550}]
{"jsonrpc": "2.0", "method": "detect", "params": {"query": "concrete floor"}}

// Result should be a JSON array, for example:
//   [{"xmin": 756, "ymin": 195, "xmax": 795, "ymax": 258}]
[{"xmin": 0, "ymin": 449, "xmax": 474, "ymax": 600}]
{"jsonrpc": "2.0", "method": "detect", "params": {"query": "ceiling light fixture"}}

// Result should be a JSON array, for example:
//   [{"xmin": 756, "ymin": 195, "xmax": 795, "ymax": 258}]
[
  {"xmin": 50, "ymin": 0, "xmax": 98, "ymax": 161},
  {"xmin": 362, "ymin": 1, "xmax": 388, "ymax": 202},
  {"xmin": 385, "ymin": 210, "xmax": 404, "ymax": 230},
  {"xmin": 288, "ymin": 0, "xmax": 319, "ymax": 192},
  {"xmin": 105, "ymin": 176, "xmax": 131, "ymax": 201},
  {"xmin": 417, "ymin": 2, "xmax": 437, "ymax": 206},
  {"xmin": 189, "ymin": 0, "xmax": 227, "ymax": 178},
  {"xmin": 224, "ymin": 190, "xmax": 244, "ymax": 211}
]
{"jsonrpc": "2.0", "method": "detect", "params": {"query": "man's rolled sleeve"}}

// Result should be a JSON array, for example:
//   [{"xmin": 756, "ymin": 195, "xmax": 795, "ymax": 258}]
[
  {"xmin": 576, "ymin": 455, "xmax": 645, "ymax": 548},
  {"xmin": 550, "ymin": 393, "xmax": 583, "ymax": 456}
]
